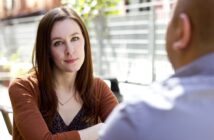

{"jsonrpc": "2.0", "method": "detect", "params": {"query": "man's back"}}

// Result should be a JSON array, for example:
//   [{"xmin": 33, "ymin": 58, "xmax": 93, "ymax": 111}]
[
  {"xmin": 99, "ymin": 0, "xmax": 214, "ymax": 139},
  {"xmin": 100, "ymin": 54, "xmax": 214, "ymax": 140}
]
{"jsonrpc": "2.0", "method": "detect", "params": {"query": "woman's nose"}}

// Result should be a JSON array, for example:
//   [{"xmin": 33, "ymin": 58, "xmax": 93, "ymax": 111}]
[{"xmin": 65, "ymin": 41, "xmax": 74, "ymax": 56}]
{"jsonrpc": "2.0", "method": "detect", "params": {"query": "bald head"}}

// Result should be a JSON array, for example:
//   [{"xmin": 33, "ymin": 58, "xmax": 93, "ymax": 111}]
[
  {"xmin": 166, "ymin": 0, "xmax": 214, "ymax": 70},
  {"xmin": 173, "ymin": 0, "xmax": 214, "ymax": 46}
]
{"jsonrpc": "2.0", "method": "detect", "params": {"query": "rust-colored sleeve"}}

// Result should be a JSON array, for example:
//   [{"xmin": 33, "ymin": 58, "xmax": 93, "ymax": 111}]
[
  {"xmin": 94, "ymin": 78, "xmax": 119, "ymax": 121},
  {"xmin": 9, "ymin": 78, "xmax": 80, "ymax": 140}
]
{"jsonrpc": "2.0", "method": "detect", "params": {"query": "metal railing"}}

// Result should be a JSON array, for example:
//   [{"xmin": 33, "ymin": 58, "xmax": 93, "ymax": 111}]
[{"xmin": 90, "ymin": 1, "xmax": 174, "ymax": 84}]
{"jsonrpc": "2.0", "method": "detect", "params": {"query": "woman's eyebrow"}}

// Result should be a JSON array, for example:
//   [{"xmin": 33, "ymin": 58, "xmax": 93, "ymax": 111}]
[
  {"xmin": 51, "ymin": 32, "xmax": 80, "ymax": 41},
  {"xmin": 69, "ymin": 32, "xmax": 79, "ymax": 36},
  {"xmin": 51, "ymin": 37, "xmax": 62, "ymax": 42}
]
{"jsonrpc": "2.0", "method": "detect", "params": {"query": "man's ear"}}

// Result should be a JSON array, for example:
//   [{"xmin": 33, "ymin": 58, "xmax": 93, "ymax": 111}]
[{"xmin": 173, "ymin": 13, "xmax": 191, "ymax": 50}]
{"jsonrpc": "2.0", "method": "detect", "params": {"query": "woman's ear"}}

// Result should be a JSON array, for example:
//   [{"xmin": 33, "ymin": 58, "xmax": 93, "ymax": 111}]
[{"xmin": 173, "ymin": 13, "xmax": 191, "ymax": 50}]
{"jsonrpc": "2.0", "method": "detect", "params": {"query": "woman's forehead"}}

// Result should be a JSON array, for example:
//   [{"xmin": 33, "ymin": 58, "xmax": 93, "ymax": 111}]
[{"xmin": 51, "ymin": 19, "xmax": 82, "ymax": 39}]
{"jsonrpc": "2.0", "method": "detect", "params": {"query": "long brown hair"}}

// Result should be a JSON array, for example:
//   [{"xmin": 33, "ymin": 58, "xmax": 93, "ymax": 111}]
[{"xmin": 32, "ymin": 6, "xmax": 96, "ymax": 127}]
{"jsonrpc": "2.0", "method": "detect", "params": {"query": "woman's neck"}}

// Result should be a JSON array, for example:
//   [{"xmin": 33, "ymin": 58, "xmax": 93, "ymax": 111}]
[{"xmin": 53, "ymin": 70, "xmax": 77, "ymax": 93}]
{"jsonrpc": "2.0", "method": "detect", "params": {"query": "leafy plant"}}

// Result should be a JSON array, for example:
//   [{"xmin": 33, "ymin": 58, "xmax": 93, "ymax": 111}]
[{"xmin": 61, "ymin": 0, "xmax": 121, "ymax": 21}]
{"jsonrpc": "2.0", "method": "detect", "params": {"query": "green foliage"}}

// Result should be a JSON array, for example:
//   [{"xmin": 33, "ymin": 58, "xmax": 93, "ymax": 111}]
[
  {"xmin": 61, "ymin": 0, "xmax": 121, "ymax": 21},
  {"xmin": 10, "ymin": 52, "xmax": 20, "ymax": 62}
]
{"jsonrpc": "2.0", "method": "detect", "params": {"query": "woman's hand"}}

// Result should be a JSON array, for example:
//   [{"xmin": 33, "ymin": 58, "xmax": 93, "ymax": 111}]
[{"xmin": 78, "ymin": 123, "xmax": 103, "ymax": 140}]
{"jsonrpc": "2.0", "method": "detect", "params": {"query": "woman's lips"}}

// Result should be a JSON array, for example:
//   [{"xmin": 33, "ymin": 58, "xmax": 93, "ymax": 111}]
[{"xmin": 64, "ymin": 58, "xmax": 78, "ymax": 63}]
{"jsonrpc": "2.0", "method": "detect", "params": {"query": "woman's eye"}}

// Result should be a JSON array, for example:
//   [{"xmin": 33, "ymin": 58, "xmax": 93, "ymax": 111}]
[
  {"xmin": 53, "ymin": 41, "xmax": 63, "ymax": 47},
  {"xmin": 71, "ymin": 37, "xmax": 79, "ymax": 41}
]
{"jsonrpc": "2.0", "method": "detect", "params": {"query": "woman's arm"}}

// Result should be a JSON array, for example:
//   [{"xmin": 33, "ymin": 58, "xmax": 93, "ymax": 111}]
[
  {"xmin": 9, "ymin": 78, "xmax": 102, "ymax": 140},
  {"xmin": 9, "ymin": 78, "xmax": 80, "ymax": 140},
  {"xmin": 94, "ymin": 78, "xmax": 119, "ymax": 121},
  {"xmin": 79, "ymin": 123, "xmax": 103, "ymax": 140}
]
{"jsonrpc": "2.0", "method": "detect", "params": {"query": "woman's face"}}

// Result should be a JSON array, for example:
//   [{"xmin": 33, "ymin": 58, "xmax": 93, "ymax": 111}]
[{"xmin": 50, "ymin": 19, "xmax": 85, "ymax": 74}]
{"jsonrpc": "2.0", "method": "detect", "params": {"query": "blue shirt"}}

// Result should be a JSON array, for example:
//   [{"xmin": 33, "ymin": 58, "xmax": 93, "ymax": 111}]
[{"xmin": 99, "ymin": 53, "xmax": 214, "ymax": 140}]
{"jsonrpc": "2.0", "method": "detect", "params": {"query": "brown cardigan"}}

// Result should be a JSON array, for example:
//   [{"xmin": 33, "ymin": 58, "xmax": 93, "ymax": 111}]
[{"xmin": 9, "ymin": 75, "xmax": 118, "ymax": 140}]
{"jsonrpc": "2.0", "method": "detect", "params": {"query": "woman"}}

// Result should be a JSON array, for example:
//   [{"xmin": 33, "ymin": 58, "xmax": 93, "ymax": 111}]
[{"xmin": 9, "ymin": 6, "xmax": 118, "ymax": 140}]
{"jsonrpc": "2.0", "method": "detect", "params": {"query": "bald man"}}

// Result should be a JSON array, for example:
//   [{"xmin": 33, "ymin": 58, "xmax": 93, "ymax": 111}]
[{"xmin": 99, "ymin": 0, "xmax": 214, "ymax": 140}]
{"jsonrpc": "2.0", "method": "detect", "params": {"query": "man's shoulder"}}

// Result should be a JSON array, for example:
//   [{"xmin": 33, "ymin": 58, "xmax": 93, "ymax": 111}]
[
  {"xmin": 117, "ymin": 78, "xmax": 187, "ymax": 117},
  {"xmin": 116, "ymin": 74, "xmax": 214, "ymax": 119},
  {"xmin": 160, "ymin": 75, "xmax": 214, "ymax": 95}
]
